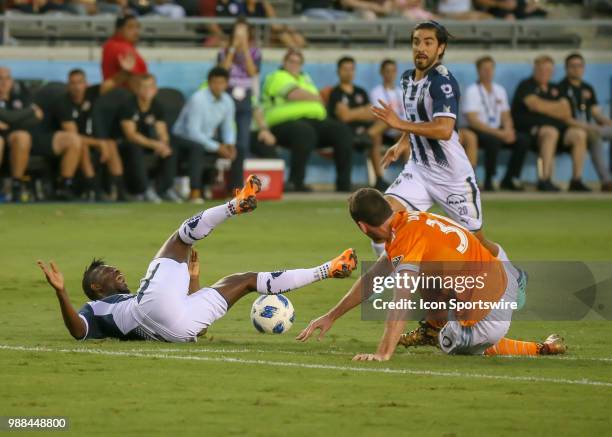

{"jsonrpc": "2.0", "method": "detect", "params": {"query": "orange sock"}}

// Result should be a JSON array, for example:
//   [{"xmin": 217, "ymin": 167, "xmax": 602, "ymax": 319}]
[{"xmin": 485, "ymin": 337, "xmax": 540, "ymax": 356}]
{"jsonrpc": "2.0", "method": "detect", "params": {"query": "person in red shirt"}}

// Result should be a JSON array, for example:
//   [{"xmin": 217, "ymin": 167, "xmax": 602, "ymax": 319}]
[{"xmin": 101, "ymin": 14, "xmax": 148, "ymax": 92}]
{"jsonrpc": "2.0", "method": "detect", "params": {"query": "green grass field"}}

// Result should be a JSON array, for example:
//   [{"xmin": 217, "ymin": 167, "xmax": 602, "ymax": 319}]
[{"xmin": 1, "ymin": 198, "xmax": 611, "ymax": 436}]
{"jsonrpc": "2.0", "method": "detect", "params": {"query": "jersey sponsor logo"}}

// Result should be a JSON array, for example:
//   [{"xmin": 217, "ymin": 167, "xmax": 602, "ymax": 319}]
[
  {"xmin": 447, "ymin": 194, "xmax": 467, "ymax": 206},
  {"xmin": 391, "ymin": 255, "xmax": 404, "ymax": 269},
  {"xmin": 435, "ymin": 64, "xmax": 449, "ymax": 77}
]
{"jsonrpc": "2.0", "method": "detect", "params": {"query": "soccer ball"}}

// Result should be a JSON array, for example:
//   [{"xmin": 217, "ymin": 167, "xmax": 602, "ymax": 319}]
[{"xmin": 250, "ymin": 294, "xmax": 295, "ymax": 334}]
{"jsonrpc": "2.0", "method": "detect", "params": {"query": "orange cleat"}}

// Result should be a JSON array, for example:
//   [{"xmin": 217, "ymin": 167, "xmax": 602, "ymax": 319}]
[
  {"xmin": 233, "ymin": 175, "xmax": 262, "ymax": 214},
  {"xmin": 329, "ymin": 248, "xmax": 358, "ymax": 278},
  {"xmin": 538, "ymin": 334, "xmax": 568, "ymax": 355}
]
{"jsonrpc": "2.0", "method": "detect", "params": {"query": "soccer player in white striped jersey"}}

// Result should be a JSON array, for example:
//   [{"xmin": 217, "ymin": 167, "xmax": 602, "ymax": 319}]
[{"xmin": 371, "ymin": 20, "xmax": 511, "ymax": 265}]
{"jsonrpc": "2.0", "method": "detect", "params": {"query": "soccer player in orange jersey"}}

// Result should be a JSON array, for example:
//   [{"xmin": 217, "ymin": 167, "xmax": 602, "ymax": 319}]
[{"xmin": 297, "ymin": 188, "xmax": 566, "ymax": 360}]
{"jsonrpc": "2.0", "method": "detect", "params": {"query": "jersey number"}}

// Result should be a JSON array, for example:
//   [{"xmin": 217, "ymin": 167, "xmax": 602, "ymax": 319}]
[{"xmin": 425, "ymin": 216, "xmax": 469, "ymax": 254}]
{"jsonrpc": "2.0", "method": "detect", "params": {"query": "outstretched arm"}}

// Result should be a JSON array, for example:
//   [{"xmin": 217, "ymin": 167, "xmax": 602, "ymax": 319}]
[
  {"xmin": 37, "ymin": 261, "xmax": 87, "ymax": 340},
  {"xmin": 296, "ymin": 253, "xmax": 393, "ymax": 342}
]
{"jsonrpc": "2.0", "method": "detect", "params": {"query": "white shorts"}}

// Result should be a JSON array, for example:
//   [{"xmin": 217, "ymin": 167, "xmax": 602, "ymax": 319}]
[
  {"xmin": 385, "ymin": 160, "xmax": 483, "ymax": 231},
  {"xmin": 132, "ymin": 258, "xmax": 228, "ymax": 342},
  {"xmin": 438, "ymin": 263, "xmax": 519, "ymax": 355}
]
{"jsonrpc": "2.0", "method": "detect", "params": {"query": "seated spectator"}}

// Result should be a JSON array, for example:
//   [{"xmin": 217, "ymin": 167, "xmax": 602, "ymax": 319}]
[
  {"xmin": 394, "ymin": 0, "xmax": 437, "ymax": 20},
  {"xmin": 55, "ymin": 69, "xmax": 127, "ymax": 201},
  {"xmin": 218, "ymin": 18, "xmax": 261, "ymax": 191},
  {"xmin": 340, "ymin": 0, "xmax": 393, "ymax": 20},
  {"xmin": 119, "ymin": 74, "xmax": 178, "ymax": 202},
  {"xmin": 368, "ymin": 59, "xmax": 409, "ymax": 167},
  {"xmin": 462, "ymin": 56, "xmax": 529, "ymax": 191},
  {"xmin": 152, "ymin": 0, "xmax": 186, "ymax": 18},
  {"xmin": 437, "ymin": 0, "xmax": 492, "ymax": 19},
  {"xmin": 298, "ymin": 0, "xmax": 354, "ymax": 19},
  {"xmin": 0, "ymin": 67, "xmax": 82, "ymax": 202},
  {"xmin": 172, "ymin": 67, "xmax": 237, "ymax": 203},
  {"xmin": 511, "ymin": 55, "xmax": 589, "ymax": 192},
  {"xmin": 559, "ymin": 53, "xmax": 612, "ymax": 192},
  {"xmin": 10, "ymin": 0, "xmax": 75, "ymax": 14},
  {"xmin": 328, "ymin": 56, "xmax": 388, "ymax": 191},
  {"xmin": 242, "ymin": 0, "xmax": 305, "ymax": 48},
  {"xmin": 474, "ymin": 0, "xmax": 546, "ymax": 19},
  {"xmin": 101, "ymin": 14, "xmax": 148, "ymax": 92},
  {"xmin": 262, "ymin": 49, "xmax": 352, "ymax": 192}
]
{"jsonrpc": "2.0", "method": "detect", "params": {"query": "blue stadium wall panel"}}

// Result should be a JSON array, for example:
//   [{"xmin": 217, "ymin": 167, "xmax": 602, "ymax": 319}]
[{"xmin": 3, "ymin": 59, "xmax": 611, "ymax": 184}]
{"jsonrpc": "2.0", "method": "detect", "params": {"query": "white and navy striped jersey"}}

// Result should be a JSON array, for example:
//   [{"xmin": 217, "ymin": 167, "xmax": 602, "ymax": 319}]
[
  {"xmin": 400, "ymin": 63, "xmax": 471, "ymax": 179},
  {"xmin": 78, "ymin": 294, "xmax": 161, "ymax": 341}
]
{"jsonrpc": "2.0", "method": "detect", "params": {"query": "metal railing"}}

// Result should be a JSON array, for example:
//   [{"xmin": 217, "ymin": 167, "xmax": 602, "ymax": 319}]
[{"xmin": 0, "ymin": 15, "xmax": 610, "ymax": 49}]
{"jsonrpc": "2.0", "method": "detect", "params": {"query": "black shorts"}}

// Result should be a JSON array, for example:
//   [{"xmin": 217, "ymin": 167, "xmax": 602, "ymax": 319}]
[{"xmin": 31, "ymin": 131, "xmax": 56, "ymax": 157}]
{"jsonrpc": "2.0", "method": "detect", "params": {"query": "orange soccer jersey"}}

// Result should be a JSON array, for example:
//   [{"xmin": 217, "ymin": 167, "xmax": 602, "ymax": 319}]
[{"xmin": 385, "ymin": 210, "xmax": 507, "ymax": 324}]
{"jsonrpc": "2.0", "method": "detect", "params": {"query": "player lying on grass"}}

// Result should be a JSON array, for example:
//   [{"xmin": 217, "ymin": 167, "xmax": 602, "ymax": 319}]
[
  {"xmin": 38, "ymin": 175, "xmax": 358, "ymax": 342},
  {"xmin": 297, "ymin": 188, "xmax": 566, "ymax": 360}
]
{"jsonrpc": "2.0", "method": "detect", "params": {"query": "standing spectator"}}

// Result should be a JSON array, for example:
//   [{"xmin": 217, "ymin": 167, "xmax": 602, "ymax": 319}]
[
  {"xmin": 462, "ymin": 56, "xmax": 529, "ymax": 191},
  {"xmin": 559, "ymin": 53, "xmax": 612, "ymax": 192},
  {"xmin": 55, "ymin": 69, "xmax": 127, "ymax": 201},
  {"xmin": 328, "ymin": 56, "xmax": 388, "ymax": 191},
  {"xmin": 172, "ymin": 67, "xmax": 237, "ymax": 203},
  {"xmin": 218, "ymin": 18, "xmax": 260, "ymax": 191},
  {"xmin": 262, "ymin": 49, "xmax": 352, "ymax": 192},
  {"xmin": 0, "ymin": 67, "xmax": 82, "ymax": 201},
  {"xmin": 299, "ymin": 0, "xmax": 354, "ymax": 19},
  {"xmin": 511, "ymin": 55, "xmax": 589, "ymax": 192},
  {"xmin": 119, "ymin": 74, "xmax": 178, "ymax": 203},
  {"xmin": 101, "ymin": 14, "xmax": 147, "ymax": 91},
  {"xmin": 242, "ymin": 0, "xmax": 306, "ymax": 48}
]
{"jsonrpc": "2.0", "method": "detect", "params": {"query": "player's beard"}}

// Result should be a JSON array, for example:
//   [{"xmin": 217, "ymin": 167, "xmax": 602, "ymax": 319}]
[{"xmin": 413, "ymin": 54, "xmax": 435, "ymax": 72}]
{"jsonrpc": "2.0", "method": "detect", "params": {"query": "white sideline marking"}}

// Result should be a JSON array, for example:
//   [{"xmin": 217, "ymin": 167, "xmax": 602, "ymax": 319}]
[{"xmin": 1, "ymin": 344, "xmax": 611, "ymax": 388}]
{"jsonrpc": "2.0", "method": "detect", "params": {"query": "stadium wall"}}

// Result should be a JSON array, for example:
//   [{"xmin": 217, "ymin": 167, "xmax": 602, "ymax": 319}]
[{"xmin": 1, "ymin": 48, "xmax": 610, "ymax": 184}]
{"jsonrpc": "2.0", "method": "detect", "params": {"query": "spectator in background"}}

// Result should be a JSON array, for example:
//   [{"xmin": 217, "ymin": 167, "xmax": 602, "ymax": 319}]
[
  {"xmin": 172, "ymin": 67, "xmax": 237, "ymax": 203},
  {"xmin": 11, "ymin": 0, "xmax": 76, "ymax": 14},
  {"xmin": 299, "ymin": 0, "xmax": 354, "ymax": 19},
  {"xmin": 437, "ymin": 0, "xmax": 492, "ymax": 19},
  {"xmin": 55, "ymin": 69, "xmax": 127, "ymax": 201},
  {"xmin": 119, "ymin": 74, "xmax": 179, "ymax": 203},
  {"xmin": 328, "ymin": 56, "xmax": 388, "ymax": 191},
  {"xmin": 394, "ymin": 0, "xmax": 437, "ymax": 20},
  {"xmin": 511, "ymin": 55, "xmax": 590, "ymax": 192},
  {"xmin": 559, "ymin": 53, "xmax": 612, "ymax": 192},
  {"xmin": 218, "ymin": 18, "xmax": 260, "ymax": 191},
  {"xmin": 0, "ymin": 67, "xmax": 43, "ymax": 202},
  {"xmin": 101, "ymin": 14, "xmax": 147, "ymax": 91},
  {"xmin": 462, "ymin": 56, "xmax": 529, "ymax": 191},
  {"xmin": 242, "ymin": 0, "xmax": 306, "ymax": 48},
  {"xmin": 0, "ymin": 67, "xmax": 82, "ymax": 201},
  {"xmin": 368, "ymin": 59, "xmax": 409, "ymax": 165},
  {"xmin": 262, "ymin": 49, "xmax": 352, "ymax": 192},
  {"xmin": 474, "ymin": 0, "xmax": 547, "ymax": 19},
  {"xmin": 340, "ymin": 0, "xmax": 393, "ymax": 19}
]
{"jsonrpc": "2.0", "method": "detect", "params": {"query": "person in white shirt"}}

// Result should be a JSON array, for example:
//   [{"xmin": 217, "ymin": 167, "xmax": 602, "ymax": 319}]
[{"xmin": 462, "ymin": 56, "xmax": 529, "ymax": 191}]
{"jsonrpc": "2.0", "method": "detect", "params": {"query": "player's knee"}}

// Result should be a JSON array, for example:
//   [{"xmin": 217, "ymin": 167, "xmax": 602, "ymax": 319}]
[
  {"xmin": 9, "ymin": 130, "xmax": 31, "ymax": 149},
  {"xmin": 538, "ymin": 125, "xmax": 559, "ymax": 141}
]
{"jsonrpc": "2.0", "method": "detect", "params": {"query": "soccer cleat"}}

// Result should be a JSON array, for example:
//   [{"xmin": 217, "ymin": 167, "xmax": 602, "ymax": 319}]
[
  {"xmin": 329, "ymin": 248, "xmax": 357, "ymax": 278},
  {"xmin": 538, "ymin": 334, "xmax": 568, "ymax": 355},
  {"xmin": 398, "ymin": 319, "xmax": 441, "ymax": 348},
  {"xmin": 233, "ymin": 175, "xmax": 262, "ymax": 214}
]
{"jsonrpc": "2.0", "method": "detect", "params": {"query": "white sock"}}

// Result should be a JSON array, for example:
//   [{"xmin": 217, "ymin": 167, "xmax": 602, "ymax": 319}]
[
  {"xmin": 371, "ymin": 241, "xmax": 386, "ymax": 258},
  {"xmin": 178, "ymin": 202, "xmax": 238, "ymax": 244},
  {"xmin": 496, "ymin": 244, "xmax": 509, "ymax": 262},
  {"xmin": 256, "ymin": 263, "xmax": 331, "ymax": 295}
]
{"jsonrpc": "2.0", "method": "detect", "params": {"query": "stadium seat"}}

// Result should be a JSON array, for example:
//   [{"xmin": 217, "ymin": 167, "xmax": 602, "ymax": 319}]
[{"xmin": 155, "ymin": 87, "xmax": 186, "ymax": 130}]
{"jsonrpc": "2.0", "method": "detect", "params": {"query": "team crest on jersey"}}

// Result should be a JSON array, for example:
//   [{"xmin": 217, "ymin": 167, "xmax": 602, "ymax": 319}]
[
  {"xmin": 13, "ymin": 99, "xmax": 22, "ymax": 109},
  {"xmin": 582, "ymin": 89, "xmax": 592, "ymax": 100},
  {"xmin": 145, "ymin": 114, "xmax": 155, "ymax": 125},
  {"xmin": 391, "ymin": 255, "xmax": 404, "ymax": 269},
  {"xmin": 82, "ymin": 100, "xmax": 91, "ymax": 111},
  {"xmin": 435, "ymin": 64, "xmax": 449, "ymax": 77},
  {"xmin": 355, "ymin": 94, "xmax": 364, "ymax": 105},
  {"xmin": 551, "ymin": 87, "xmax": 559, "ymax": 97},
  {"xmin": 443, "ymin": 104, "xmax": 451, "ymax": 113}
]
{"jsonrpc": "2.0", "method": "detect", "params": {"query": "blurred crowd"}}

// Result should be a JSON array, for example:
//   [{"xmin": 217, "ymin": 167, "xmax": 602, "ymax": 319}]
[
  {"xmin": 1, "ymin": 14, "xmax": 611, "ymax": 204},
  {"xmin": 2, "ymin": 0, "xmax": 555, "ymax": 49}
]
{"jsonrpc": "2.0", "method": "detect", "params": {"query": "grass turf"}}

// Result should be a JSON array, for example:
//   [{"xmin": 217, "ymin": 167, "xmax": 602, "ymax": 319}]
[{"xmin": 0, "ymin": 199, "xmax": 611, "ymax": 436}]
